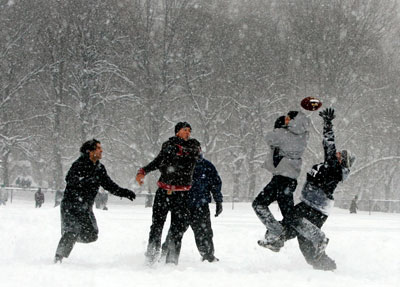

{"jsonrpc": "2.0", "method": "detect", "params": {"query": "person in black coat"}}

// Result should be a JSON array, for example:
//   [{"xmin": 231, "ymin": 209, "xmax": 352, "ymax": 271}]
[
  {"xmin": 54, "ymin": 139, "xmax": 136, "ymax": 263},
  {"xmin": 136, "ymin": 122, "xmax": 201, "ymax": 265},
  {"xmin": 161, "ymin": 155, "xmax": 223, "ymax": 262}
]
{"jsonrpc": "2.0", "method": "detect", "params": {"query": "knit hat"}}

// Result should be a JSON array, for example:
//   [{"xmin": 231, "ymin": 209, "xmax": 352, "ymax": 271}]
[
  {"xmin": 287, "ymin": 111, "xmax": 299, "ymax": 120},
  {"xmin": 175, "ymin": 122, "xmax": 192, "ymax": 134},
  {"xmin": 341, "ymin": 150, "xmax": 356, "ymax": 169},
  {"xmin": 274, "ymin": 116, "xmax": 286, "ymax": 129}
]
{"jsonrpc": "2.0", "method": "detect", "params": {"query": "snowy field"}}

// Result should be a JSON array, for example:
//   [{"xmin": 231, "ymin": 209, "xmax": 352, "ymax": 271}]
[{"xmin": 0, "ymin": 200, "xmax": 399, "ymax": 287}]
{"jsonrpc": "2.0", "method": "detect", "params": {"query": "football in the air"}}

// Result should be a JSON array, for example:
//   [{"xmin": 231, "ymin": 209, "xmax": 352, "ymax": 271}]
[{"xmin": 301, "ymin": 97, "xmax": 322, "ymax": 111}]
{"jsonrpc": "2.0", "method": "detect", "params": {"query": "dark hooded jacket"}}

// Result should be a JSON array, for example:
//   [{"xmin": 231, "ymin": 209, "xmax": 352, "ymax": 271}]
[
  {"xmin": 299, "ymin": 119, "xmax": 350, "ymax": 215},
  {"xmin": 62, "ymin": 154, "xmax": 134, "ymax": 207},
  {"xmin": 187, "ymin": 156, "xmax": 223, "ymax": 208},
  {"xmin": 140, "ymin": 136, "xmax": 201, "ymax": 190}
]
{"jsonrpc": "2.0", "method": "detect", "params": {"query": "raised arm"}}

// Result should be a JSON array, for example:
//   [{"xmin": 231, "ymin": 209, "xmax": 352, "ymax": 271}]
[{"xmin": 319, "ymin": 108, "xmax": 337, "ymax": 164}]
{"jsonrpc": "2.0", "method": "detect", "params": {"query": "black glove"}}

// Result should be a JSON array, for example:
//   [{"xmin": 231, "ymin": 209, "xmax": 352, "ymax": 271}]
[
  {"xmin": 215, "ymin": 202, "xmax": 223, "ymax": 217},
  {"xmin": 125, "ymin": 189, "xmax": 136, "ymax": 201},
  {"xmin": 319, "ymin": 108, "xmax": 335, "ymax": 122}
]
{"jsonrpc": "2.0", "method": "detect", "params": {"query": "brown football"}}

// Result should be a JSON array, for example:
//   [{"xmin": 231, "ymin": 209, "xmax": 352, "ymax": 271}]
[{"xmin": 301, "ymin": 97, "xmax": 322, "ymax": 111}]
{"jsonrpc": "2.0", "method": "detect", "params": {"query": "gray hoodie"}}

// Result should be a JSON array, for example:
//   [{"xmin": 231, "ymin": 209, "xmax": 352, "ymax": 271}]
[{"xmin": 265, "ymin": 111, "xmax": 310, "ymax": 179}]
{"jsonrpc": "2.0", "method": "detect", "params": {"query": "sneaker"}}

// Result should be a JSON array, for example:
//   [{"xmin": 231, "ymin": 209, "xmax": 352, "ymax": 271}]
[
  {"xmin": 202, "ymin": 255, "xmax": 219, "ymax": 262},
  {"xmin": 257, "ymin": 238, "xmax": 284, "ymax": 252},
  {"xmin": 313, "ymin": 254, "xmax": 336, "ymax": 271},
  {"xmin": 54, "ymin": 254, "xmax": 63, "ymax": 264}
]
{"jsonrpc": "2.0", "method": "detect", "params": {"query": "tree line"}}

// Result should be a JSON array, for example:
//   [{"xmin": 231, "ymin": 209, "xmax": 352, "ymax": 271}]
[{"xmin": 1, "ymin": 0, "xmax": 399, "ymax": 205}]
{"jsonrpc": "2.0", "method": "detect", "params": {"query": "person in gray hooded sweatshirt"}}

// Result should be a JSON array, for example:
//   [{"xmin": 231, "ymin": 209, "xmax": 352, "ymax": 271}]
[{"xmin": 253, "ymin": 110, "xmax": 310, "ymax": 247}]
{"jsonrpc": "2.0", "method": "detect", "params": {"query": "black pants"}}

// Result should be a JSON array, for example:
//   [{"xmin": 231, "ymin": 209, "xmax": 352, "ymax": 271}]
[
  {"xmin": 162, "ymin": 204, "xmax": 215, "ymax": 259},
  {"xmin": 55, "ymin": 201, "xmax": 99, "ymax": 258},
  {"xmin": 294, "ymin": 202, "xmax": 328, "ymax": 265},
  {"xmin": 252, "ymin": 175, "xmax": 297, "ymax": 233},
  {"xmin": 147, "ymin": 188, "xmax": 190, "ymax": 264}
]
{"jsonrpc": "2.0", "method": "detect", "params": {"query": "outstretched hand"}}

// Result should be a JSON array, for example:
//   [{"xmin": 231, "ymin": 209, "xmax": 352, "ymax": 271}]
[
  {"xmin": 319, "ymin": 108, "xmax": 335, "ymax": 121},
  {"xmin": 126, "ymin": 190, "xmax": 136, "ymax": 201}
]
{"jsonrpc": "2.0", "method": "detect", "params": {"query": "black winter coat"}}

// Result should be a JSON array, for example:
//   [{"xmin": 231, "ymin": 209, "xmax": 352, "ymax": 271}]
[
  {"xmin": 299, "ymin": 120, "xmax": 349, "ymax": 216},
  {"xmin": 62, "ymin": 154, "xmax": 134, "ymax": 207},
  {"xmin": 187, "ymin": 156, "xmax": 223, "ymax": 208},
  {"xmin": 141, "ymin": 136, "xmax": 200, "ymax": 190}
]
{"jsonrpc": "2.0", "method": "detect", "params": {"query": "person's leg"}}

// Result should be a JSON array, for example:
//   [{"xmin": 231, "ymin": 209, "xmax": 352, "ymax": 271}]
[
  {"xmin": 252, "ymin": 176, "xmax": 283, "ymax": 238},
  {"xmin": 165, "ymin": 191, "xmax": 190, "ymax": 265},
  {"xmin": 276, "ymin": 176, "xmax": 297, "ymax": 228},
  {"xmin": 54, "ymin": 202, "xmax": 80, "ymax": 261},
  {"xmin": 55, "ymin": 231, "xmax": 78, "ymax": 260},
  {"xmin": 76, "ymin": 207, "xmax": 99, "ymax": 243},
  {"xmin": 190, "ymin": 205, "xmax": 217, "ymax": 261},
  {"xmin": 146, "ymin": 189, "xmax": 169, "ymax": 261}
]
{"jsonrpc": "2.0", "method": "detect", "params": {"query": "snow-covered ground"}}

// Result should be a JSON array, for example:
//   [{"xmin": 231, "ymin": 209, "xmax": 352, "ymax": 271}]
[{"xmin": 0, "ymin": 200, "xmax": 399, "ymax": 287}]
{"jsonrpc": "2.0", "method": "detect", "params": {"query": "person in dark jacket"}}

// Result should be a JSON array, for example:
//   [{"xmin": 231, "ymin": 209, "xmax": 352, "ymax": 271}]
[
  {"xmin": 136, "ymin": 122, "xmax": 201, "ymax": 265},
  {"xmin": 349, "ymin": 195, "xmax": 358, "ymax": 213},
  {"xmin": 254, "ymin": 110, "xmax": 310, "ymax": 247},
  {"xmin": 34, "ymin": 188, "xmax": 45, "ymax": 208},
  {"xmin": 260, "ymin": 108, "xmax": 355, "ymax": 271},
  {"xmin": 54, "ymin": 139, "xmax": 136, "ymax": 263},
  {"xmin": 161, "ymin": 155, "xmax": 223, "ymax": 262}
]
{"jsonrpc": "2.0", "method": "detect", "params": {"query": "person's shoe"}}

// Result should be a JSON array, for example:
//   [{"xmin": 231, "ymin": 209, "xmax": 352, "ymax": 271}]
[
  {"xmin": 257, "ymin": 238, "xmax": 284, "ymax": 252},
  {"xmin": 312, "ymin": 254, "xmax": 336, "ymax": 271},
  {"xmin": 202, "ymin": 254, "xmax": 219, "ymax": 262},
  {"xmin": 54, "ymin": 254, "xmax": 63, "ymax": 264}
]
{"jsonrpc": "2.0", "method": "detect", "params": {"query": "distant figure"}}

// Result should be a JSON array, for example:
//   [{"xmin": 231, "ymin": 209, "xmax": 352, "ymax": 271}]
[
  {"xmin": 0, "ymin": 185, "xmax": 8, "ymax": 205},
  {"xmin": 95, "ymin": 188, "xmax": 109, "ymax": 210},
  {"xmin": 54, "ymin": 189, "xmax": 64, "ymax": 207},
  {"xmin": 145, "ymin": 191, "xmax": 154, "ymax": 208},
  {"xmin": 350, "ymin": 196, "xmax": 358, "ymax": 214},
  {"xmin": 34, "ymin": 188, "xmax": 45, "ymax": 208}
]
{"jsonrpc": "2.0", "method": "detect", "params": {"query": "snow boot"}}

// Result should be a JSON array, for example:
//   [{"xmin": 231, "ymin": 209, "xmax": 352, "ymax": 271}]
[
  {"xmin": 257, "ymin": 229, "xmax": 285, "ymax": 252},
  {"xmin": 257, "ymin": 238, "xmax": 284, "ymax": 252},
  {"xmin": 145, "ymin": 245, "xmax": 160, "ymax": 265},
  {"xmin": 312, "ymin": 254, "xmax": 336, "ymax": 271}
]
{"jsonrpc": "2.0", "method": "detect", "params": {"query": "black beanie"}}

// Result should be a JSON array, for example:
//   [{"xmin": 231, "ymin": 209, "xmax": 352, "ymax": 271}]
[
  {"xmin": 274, "ymin": 116, "xmax": 286, "ymax": 129},
  {"xmin": 287, "ymin": 111, "xmax": 299, "ymax": 120},
  {"xmin": 175, "ymin": 122, "xmax": 192, "ymax": 134}
]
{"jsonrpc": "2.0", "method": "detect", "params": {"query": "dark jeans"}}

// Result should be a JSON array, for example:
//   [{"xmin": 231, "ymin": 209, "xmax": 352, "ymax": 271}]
[
  {"xmin": 294, "ymin": 202, "xmax": 328, "ymax": 265},
  {"xmin": 55, "ymin": 201, "xmax": 99, "ymax": 258},
  {"xmin": 252, "ymin": 175, "xmax": 297, "ymax": 234},
  {"xmin": 162, "ymin": 204, "xmax": 215, "ymax": 259},
  {"xmin": 147, "ymin": 188, "xmax": 190, "ymax": 264}
]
